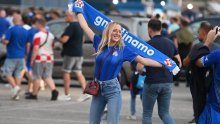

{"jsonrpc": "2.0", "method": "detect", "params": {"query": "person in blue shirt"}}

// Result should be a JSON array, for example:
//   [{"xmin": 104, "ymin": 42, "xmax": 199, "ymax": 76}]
[
  {"xmin": 0, "ymin": 8, "xmax": 10, "ymax": 39},
  {"xmin": 72, "ymin": 1, "xmax": 164, "ymax": 124},
  {"xmin": 195, "ymin": 28, "xmax": 220, "ymax": 124},
  {"xmin": 127, "ymin": 61, "xmax": 144, "ymax": 120},
  {"xmin": 24, "ymin": 17, "xmax": 39, "ymax": 96},
  {"xmin": 1, "ymin": 14, "xmax": 29, "ymax": 100},
  {"xmin": 197, "ymin": 49, "xmax": 220, "ymax": 124}
]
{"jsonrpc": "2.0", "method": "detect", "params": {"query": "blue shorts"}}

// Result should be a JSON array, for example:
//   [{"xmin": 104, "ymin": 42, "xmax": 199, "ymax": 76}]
[{"xmin": 2, "ymin": 58, "xmax": 25, "ymax": 78}]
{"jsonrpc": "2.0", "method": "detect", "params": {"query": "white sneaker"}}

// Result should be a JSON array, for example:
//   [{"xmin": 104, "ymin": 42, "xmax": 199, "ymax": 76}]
[
  {"xmin": 58, "ymin": 94, "xmax": 71, "ymax": 101},
  {"xmin": 77, "ymin": 94, "xmax": 91, "ymax": 102},
  {"xmin": 11, "ymin": 86, "xmax": 21, "ymax": 99},
  {"xmin": 14, "ymin": 96, "xmax": 20, "ymax": 101},
  {"xmin": 126, "ymin": 115, "xmax": 137, "ymax": 120},
  {"xmin": 102, "ymin": 109, "xmax": 107, "ymax": 120}
]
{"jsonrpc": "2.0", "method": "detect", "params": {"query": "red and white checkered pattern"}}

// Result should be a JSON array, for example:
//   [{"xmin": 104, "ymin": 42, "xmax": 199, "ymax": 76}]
[{"xmin": 35, "ymin": 54, "xmax": 54, "ymax": 63}]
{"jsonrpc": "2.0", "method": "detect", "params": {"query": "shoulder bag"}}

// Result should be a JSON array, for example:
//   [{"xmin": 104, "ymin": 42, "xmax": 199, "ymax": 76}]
[
  {"xmin": 39, "ymin": 32, "xmax": 49, "ymax": 48},
  {"xmin": 84, "ymin": 47, "xmax": 114, "ymax": 96}
]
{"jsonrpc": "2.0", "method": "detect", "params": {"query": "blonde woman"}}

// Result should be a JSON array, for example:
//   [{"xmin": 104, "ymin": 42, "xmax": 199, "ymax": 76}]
[{"xmin": 73, "ymin": 1, "xmax": 163, "ymax": 123}]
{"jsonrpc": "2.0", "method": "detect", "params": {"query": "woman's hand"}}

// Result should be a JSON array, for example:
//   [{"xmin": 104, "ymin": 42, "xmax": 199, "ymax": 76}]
[
  {"xmin": 30, "ymin": 60, "xmax": 34, "ymax": 67},
  {"xmin": 72, "ymin": 0, "xmax": 84, "ymax": 13},
  {"xmin": 74, "ymin": 1, "xmax": 95, "ymax": 42}
]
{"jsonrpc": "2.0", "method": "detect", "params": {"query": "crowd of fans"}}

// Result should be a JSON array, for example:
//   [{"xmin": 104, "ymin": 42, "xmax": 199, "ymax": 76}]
[
  {"xmin": 0, "ymin": 7, "xmax": 64, "ymax": 27},
  {"xmin": 0, "ymin": 7, "xmax": 91, "ymax": 102}
]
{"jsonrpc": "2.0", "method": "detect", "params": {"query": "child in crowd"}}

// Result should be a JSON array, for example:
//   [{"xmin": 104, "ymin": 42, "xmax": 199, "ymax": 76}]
[{"xmin": 127, "ymin": 61, "xmax": 144, "ymax": 120}]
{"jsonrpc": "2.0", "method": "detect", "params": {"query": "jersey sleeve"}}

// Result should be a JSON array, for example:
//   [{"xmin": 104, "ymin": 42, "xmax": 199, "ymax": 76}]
[
  {"xmin": 62, "ymin": 24, "xmax": 74, "ymax": 37},
  {"xmin": 27, "ymin": 31, "xmax": 31, "ymax": 42},
  {"xmin": 201, "ymin": 50, "xmax": 220, "ymax": 67},
  {"xmin": 24, "ymin": 30, "xmax": 30, "ymax": 44},
  {"xmin": 27, "ymin": 30, "xmax": 34, "ymax": 43},
  {"xmin": 123, "ymin": 46, "xmax": 138, "ymax": 62},
  {"xmin": 93, "ymin": 34, "xmax": 101, "ymax": 52},
  {"xmin": 33, "ymin": 36, "xmax": 41, "ymax": 47},
  {"xmin": 5, "ymin": 28, "xmax": 11, "ymax": 41}
]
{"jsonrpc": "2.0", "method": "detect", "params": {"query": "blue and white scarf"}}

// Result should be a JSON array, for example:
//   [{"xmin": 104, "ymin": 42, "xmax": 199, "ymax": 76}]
[{"xmin": 78, "ymin": 1, "xmax": 180, "ymax": 75}]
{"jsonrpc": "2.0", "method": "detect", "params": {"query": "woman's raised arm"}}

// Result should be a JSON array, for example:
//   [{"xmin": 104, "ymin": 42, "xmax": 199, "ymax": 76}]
[
  {"xmin": 76, "ymin": 13, "xmax": 94, "ymax": 42},
  {"xmin": 72, "ymin": 0, "xmax": 95, "ymax": 42}
]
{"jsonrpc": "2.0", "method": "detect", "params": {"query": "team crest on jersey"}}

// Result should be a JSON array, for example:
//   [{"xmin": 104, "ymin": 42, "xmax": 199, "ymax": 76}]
[
  {"xmin": 164, "ymin": 59, "xmax": 172, "ymax": 67},
  {"xmin": 205, "ymin": 56, "xmax": 208, "ymax": 61},
  {"xmin": 113, "ymin": 51, "xmax": 118, "ymax": 56}
]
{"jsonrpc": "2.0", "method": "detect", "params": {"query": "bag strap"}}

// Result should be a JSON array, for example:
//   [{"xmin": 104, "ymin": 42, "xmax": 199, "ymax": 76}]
[
  {"xmin": 39, "ymin": 32, "xmax": 49, "ymax": 48},
  {"xmin": 97, "ymin": 47, "xmax": 115, "ymax": 79}
]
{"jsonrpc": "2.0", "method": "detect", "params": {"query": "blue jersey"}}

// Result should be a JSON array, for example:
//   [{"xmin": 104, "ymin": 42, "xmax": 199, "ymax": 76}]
[
  {"xmin": 202, "ymin": 49, "xmax": 220, "ymax": 106},
  {"xmin": 0, "ymin": 17, "xmax": 10, "ymax": 38},
  {"xmin": 27, "ymin": 27, "xmax": 39, "ymax": 45},
  {"xmin": 5, "ymin": 25, "xmax": 29, "ymax": 58},
  {"xmin": 202, "ymin": 49, "xmax": 220, "ymax": 83},
  {"xmin": 27, "ymin": 27, "xmax": 39, "ymax": 63},
  {"xmin": 93, "ymin": 35, "xmax": 137, "ymax": 81}
]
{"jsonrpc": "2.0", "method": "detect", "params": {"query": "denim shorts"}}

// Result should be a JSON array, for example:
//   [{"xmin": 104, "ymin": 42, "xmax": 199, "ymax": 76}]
[
  {"xmin": 62, "ymin": 56, "xmax": 83, "ymax": 73},
  {"xmin": 1, "ymin": 58, "xmax": 25, "ymax": 78}
]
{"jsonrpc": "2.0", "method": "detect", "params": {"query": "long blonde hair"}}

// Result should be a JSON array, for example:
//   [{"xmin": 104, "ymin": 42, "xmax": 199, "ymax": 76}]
[{"xmin": 96, "ymin": 22, "xmax": 125, "ymax": 55}]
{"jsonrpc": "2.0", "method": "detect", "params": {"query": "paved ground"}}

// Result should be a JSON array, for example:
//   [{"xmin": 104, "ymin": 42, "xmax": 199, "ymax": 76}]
[{"xmin": 0, "ymin": 81, "xmax": 193, "ymax": 124}]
